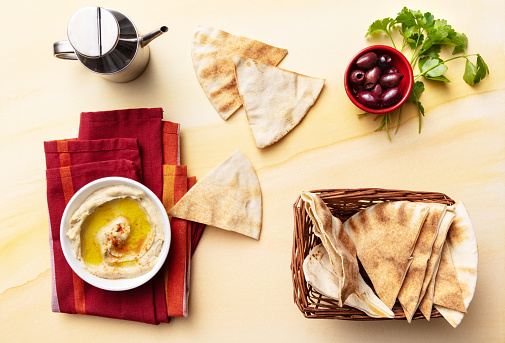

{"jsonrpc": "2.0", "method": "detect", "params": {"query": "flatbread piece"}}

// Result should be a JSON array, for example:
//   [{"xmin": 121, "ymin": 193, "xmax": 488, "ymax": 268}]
[
  {"xmin": 167, "ymin": 150, "xmax": 262, "ymax": 239},
  {"xmin": 303, "ymin": 244, "xmax": 394, "ymax": 318},
  {"xmin": 397, "ymin": 203, "xmax": 446, "ymax": 322},
  {"xmin": 301, "ymin": 192, "xmax": 359, "ymax": 305},
  {"xmin": 191, "ymin": 25, "xmax": 288, "ymax": 120},
  {"xmin": 417, "ymin": 208, "xmax": 456, "ymax": 319},
  {"xmin": 435, "ymin": 201, "xmax": 478, "ymax": 327},
  {"xmin": 234, "ymin": 57, "xmax": 324, "ymax": 148},
  {"xmin": 432, "ymin": 242, "xmax": 467, "ymax": 313},
  {"xmin": 343, "ymin": 201, "xmax": 429, "ymax": 309}
]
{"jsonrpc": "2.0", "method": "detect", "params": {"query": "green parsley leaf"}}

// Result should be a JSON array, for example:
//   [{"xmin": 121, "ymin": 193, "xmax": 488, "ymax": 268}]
[
  {"xmin": 417, "ymin": 101, "xmax": 425, "ymax": 116},
  {"xmin": 407, "ymin": 33, "xmax": 424, "ymax": 49},
  {"xmin": 426, "ymin": 75, "xmax": 451, "ymax": 82},
  {"xmin": 419, "ymin": 56, "xmax": 449, "ymax": 80},
  {"xmin": 463, "ymin": 59, "xmax": 477, "ymax": 85},
  {"xmin": 396, "ymin": 7, "xmax": 416, "ymax": 27},
  {"xmin": 476, "ymin": 54, "xmax": 489, "ymax": 80},
  {"xmin": 401, "ymin": 26, "xmax": 415, "ymax": 39},
  {"xmin": 407, "ymin": 81, "xmax": 426, "ymax": 133},
  {"xmin": 422, "ymin": 12, "xmax": 435, "ymax": 29},
  {"xmin": 418, "ymin": 19, "xmax": 453, "ymax": 55},
  {"xmin": 449, "ymin": 32, "xmax": 468, "ymax": 54},
  {"xmin": 408, "ymin": 81, "xmax": 425, "ymax": 103},
  {"xmin": 365, "ymin": 18, "xmax": 396, "ymax": 37},
  {"xmin": 421, "ymin": 44, "xmax": 441, "ymax": 58},
  {"xmin": 464, "ymin": 54, "xmax": 489, "ymax": 85}
]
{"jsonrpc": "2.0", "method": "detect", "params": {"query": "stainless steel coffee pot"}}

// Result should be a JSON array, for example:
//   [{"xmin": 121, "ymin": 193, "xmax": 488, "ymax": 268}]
[{"xmin": 53, "ymin": 7, "xmax": 167, "ymax": 82}]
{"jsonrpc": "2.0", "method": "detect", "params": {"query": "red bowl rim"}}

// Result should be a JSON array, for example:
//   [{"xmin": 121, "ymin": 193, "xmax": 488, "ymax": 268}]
[{"xmin": 344, "ymin": 45, "xmax": 414, "ymax": 114}]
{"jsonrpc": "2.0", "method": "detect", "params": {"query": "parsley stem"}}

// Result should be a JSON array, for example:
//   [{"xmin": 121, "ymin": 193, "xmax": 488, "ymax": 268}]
[
  {"xmin": 409, "ymin": 31, "xmax": 423, "ymax": 65},
  {"xmin": 395, "ymin": 107, "xmax": 402, "ymax": 134},
  {"xmin": 385, "ymin": 113, "xmax": 392, "ymax": 140},
  {"xmin": 414, "ymin": 54, "xmax": 479, "ymax": 80},
  {"xmin": 387, "ymin": 30, "xmax": 397, "ymax": 50},
  {"xmin": 418, "ymin": 109, "xmax": 422, "ymax": 133}
]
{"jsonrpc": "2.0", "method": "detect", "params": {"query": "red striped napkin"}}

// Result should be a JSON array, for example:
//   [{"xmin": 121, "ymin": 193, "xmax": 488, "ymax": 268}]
[
  {"xmin": 78, "ymin": 108, "xmax": 163, "ymax": 199},
  {"xmin": 44, "ymin": 108, "xmax": 205, "ymax": 324},
  {"xmin": 45, "ymin": 155, "xmax": 157, "ymax": 323}
]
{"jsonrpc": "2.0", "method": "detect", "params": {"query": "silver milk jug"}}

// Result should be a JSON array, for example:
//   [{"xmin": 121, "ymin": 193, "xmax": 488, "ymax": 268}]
[{"xmin": 53, "ymin": 6, "xmax": 167, "ymax": 82}]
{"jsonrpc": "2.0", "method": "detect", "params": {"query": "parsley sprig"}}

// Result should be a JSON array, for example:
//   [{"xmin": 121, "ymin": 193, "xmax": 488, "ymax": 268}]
[{"xmin": 362, "ymin": 7, "xmax": 489, "ymax": 138}]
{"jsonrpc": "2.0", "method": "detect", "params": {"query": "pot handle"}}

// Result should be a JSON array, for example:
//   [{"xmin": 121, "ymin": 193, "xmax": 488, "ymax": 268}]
[{"xmin": 53, "ymin": 41, "xmax": 77, "ymax": 60}]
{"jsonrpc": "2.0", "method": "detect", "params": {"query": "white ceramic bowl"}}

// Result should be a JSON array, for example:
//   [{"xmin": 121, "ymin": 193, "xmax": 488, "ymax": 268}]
[{"xmin": 60, "ymin": 177, "xmax": 171, "ymax": 291}]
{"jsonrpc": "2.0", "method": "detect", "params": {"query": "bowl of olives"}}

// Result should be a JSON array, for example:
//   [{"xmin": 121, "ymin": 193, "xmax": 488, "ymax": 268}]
[{"xmin": 344, "ymin": 45, "xmax": 413, "ymax": 114}]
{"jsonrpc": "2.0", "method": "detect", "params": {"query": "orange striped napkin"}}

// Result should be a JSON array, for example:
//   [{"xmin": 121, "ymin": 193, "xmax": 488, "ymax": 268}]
[
  {"xmin": 160, "ymin": 122, "xmax": 189, "ymax": 317},
  {"xmin": 161, "ymin": 122, "xmax": 206, "ymax": 257}
]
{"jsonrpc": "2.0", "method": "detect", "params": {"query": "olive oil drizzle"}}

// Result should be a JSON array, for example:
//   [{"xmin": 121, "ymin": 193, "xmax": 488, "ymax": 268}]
[{"xmin": 81, "ymin": 198, "xmax": 152, "ymax": 266}]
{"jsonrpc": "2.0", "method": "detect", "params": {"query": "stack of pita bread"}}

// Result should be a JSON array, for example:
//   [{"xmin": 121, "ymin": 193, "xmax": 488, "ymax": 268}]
[
  {"xmin": 301, "ymin": 192, "xmax": 478, "ymax": 327},
  {"xmin": 192, "ymin": 25, "xmax": 324, "ymax": 148}
]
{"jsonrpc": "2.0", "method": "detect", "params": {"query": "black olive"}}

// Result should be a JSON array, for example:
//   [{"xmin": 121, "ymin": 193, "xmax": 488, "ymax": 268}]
[
  {"xmin": 350, "ymin": 84, "xmax": 365, "ymax": 96},
  {"xmin": 356, "ymin": 52, "xmax": 378, "ymax": 69},
  {"xmin": 383, "ymin": 66, "xmax": 399, "ymax": 74},
  {"xmin": 380, "ymin": 87, "xmax": 403, "ymax": 108},
  {"xmin": 364, "ymin": 67, "xmax": 381, "ymax": 90},
  {"xmin": 370, "ymin": 84, "xmax": 383, "ymax": 97},
  {"xmin": 349, "ymin": 69, "xmax": 365, "ymax": 86},
  {"xmin": 377, "ymin": 54, "xmax": 392, "ymax": 69},
  {"xmin": 379, "ymin": 73, "xmax": 404, "ymax": 88},
  {"xmin": 357, "ymin": 91, "xmax": 381, "ymax": 109}
]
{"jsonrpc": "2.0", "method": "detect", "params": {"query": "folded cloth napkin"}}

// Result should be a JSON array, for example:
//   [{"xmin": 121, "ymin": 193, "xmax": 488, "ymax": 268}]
[
  {"xmin": 162, "ymin": 122, "xmax": 206, "ymax": 256},
  {"xmin": 161, "ymin": 164, "xmax": 189, "ymax": 317},
  {"xmin": 44, "ymin": 138, "xmax": 143, "ymax": 180},
  {"xmin": 45, "ymin": 108, "xmax": 169, "ymax": 324},
  {"xmin": 78, "ymin": 108, "xmax": 172, "ymax": 323},
  {"xmin": 78, "ymin": 108, "xmax": 163, "ymax": 199},
  {"xmin": 45, "ymin": 108, "xmax": 204, "ymax": 323},
  {"xmin": 45, "ymin": 157, "xmax": 159, "ymax": 323}
]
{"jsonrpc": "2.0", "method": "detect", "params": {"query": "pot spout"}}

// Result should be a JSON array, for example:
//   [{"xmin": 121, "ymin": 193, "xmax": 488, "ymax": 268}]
[{"xmin": 140, "ymin": 26, "xmax": 168, "ymax": 47}]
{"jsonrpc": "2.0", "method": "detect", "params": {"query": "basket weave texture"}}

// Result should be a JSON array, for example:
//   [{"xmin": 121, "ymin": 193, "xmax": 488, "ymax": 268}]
[{"xmin": 291, "ymin": 188, "xmax": 455, "ymax": 320}]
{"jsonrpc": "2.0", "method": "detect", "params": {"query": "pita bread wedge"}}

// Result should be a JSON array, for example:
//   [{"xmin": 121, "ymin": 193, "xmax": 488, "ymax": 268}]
[
  {"xmin": 398, "ymin": 204, "xmax": 447, "ymax": 322},
  {"xmin": 343, "ymin": 201, "xmax": 429, "ymax": 309},
  {"xmin": 432, "ymin": 242, "xmax": 467, "ymax": 313},
  {"xmin": 435, "ymin": 201, "xmax": 478, "ymax": 328},
  {"xmin": 301, "ymin": 192, "xmax": 359, "ymax": 306},
  {"xmin": 417, "ymin": 208, "xmax": 456, "ymax": 320},
  {"xmin": 303, "ymin": 244, "xmax": 394, "ymax": 318},
  {"xmin": 234, "ymin": 57, "xmax": 325, "ymax": 148},
  {"xmin": 167, "ymin": 150, "xmax": 262, "ymax": 239},
  {"xmin": 191, "ymin": 25, "xmax": 288, "ymax": 120}
]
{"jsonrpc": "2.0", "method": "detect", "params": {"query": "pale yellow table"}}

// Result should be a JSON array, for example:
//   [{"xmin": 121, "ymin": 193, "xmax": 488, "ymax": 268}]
[{"xmin": 1, "ymin": 0, "xmax": 504, "ymax": 341}]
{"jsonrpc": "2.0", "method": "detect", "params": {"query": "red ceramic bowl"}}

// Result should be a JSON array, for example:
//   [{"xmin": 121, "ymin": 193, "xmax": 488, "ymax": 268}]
[{"xmin": 344, "ymin": 45, "xmax": 413, "ymax": 114}]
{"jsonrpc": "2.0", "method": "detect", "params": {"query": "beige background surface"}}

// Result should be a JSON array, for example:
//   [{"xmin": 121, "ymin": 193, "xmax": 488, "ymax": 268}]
[{"xmin": 1, "ymin": 0, "xmax": 504, "ymax": 341}]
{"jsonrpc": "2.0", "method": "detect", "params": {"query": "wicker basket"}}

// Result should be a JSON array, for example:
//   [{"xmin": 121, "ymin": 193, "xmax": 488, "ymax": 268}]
[{"xmin": 291, "ymin": 188, "xmax": 455, "ymax": 320}]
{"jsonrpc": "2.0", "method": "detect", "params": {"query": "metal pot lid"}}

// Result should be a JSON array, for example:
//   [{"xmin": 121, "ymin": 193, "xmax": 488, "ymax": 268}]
[{"xmin": 67, "ymin": 6, "xmax": 119, "ymax": 58}]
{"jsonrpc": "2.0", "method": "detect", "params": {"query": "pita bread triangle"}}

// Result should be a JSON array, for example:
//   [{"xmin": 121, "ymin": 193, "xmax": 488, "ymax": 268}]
[
  {"xmin": 397, "ymin": 203, "xmax": 447, "ymax": 322},
  {"xmin": 301, "ymin": 192, "xmax": 359, "ymax": 306},
  {"xmin": 417, "ymin": 209, "xmax": 456, "ymax": 320},
  {"xmin": 432, "ymin": 242, "xmax": 467, "ymax": 313},
  {"xmin": 191, "ymin": 25, "xmax": 288, "ymax": 120},
  {"xmin": 435, "ymin": 201, "xmax": 478, "ymax": 327},
  {"xmin": 167, "ymin": 150, "xmax": 262, "ymax": 239},
  {"xmin": 343, "ymin": 201, "xmax": 429, "ymax": 309},
  {"xmin": 234, "ymin": 57, "xmax": 325, "ymax": 148},
  {"xmin": 303, "ymin": 244, "xmax": 394, "ymax": 318}
]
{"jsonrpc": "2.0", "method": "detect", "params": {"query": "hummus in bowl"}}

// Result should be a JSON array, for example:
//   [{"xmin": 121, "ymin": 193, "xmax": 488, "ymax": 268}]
[{"xmin": 60, "ymin": 177, "xmax": 170, "ymax": 291}]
